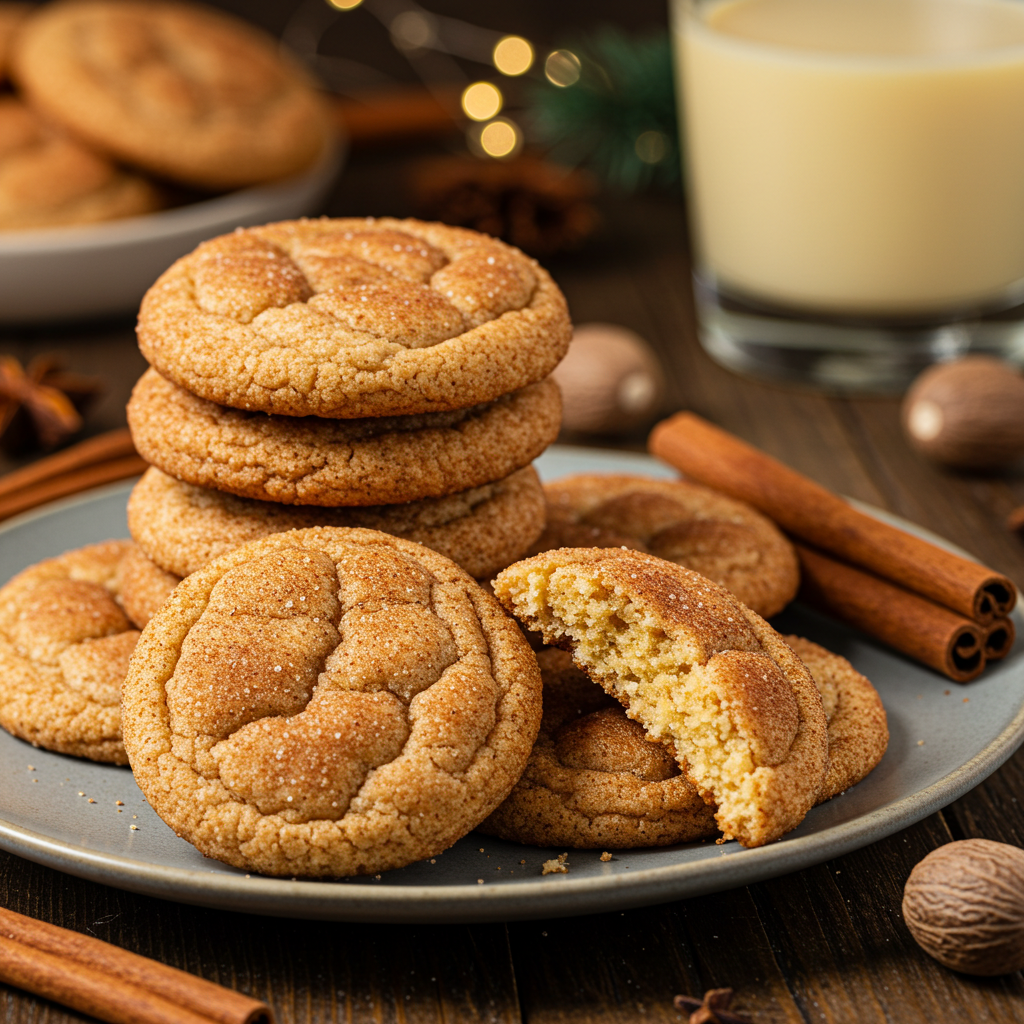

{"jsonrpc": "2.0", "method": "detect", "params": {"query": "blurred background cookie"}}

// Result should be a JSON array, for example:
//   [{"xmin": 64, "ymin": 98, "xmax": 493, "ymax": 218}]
[
  {"xmin": 0, "ymin": 97, "xmax": 163, "ymax": 230},
  {"xmin": 0, "ymin": 2, "xmax": 30, "ymax": 81},
  {"xmin": 10, "ymin": 0, "xmax": 331, "ymax": 189}
]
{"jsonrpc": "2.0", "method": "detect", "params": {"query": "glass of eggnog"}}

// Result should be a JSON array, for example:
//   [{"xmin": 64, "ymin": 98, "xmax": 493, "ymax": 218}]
[{"xmin": 673, "ymin": 0, "xmax": 1024, "ymax": 391}]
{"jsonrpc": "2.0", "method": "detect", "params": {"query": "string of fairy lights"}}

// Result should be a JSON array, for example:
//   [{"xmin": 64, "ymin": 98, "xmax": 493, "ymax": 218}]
[{"xmin": 284, "ymin": 0, "xmax": 593, "ymax": 159}]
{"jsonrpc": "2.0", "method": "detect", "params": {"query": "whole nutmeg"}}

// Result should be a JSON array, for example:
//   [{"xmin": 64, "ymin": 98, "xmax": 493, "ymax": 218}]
[
  {"xmin": 552, "ymin": 323, "xmax": 664, "ymax": 435},
  {"xmin": 901, "ymin": 356, "xmax": 1024, "ymax": 470},
  {"xmin": 902, "ymin": 838, "xmax": 1024, "ymax": 975}
]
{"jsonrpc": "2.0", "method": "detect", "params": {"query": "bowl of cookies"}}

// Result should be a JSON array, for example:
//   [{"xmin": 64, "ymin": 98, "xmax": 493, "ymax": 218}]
[{"xmin": 0, "ymin": 0, "xmax": 342, "ymax": 324}]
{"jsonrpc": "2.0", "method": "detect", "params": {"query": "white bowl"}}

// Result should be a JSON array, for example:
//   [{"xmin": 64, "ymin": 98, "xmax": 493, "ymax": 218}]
[{"xmin": 0, "ymin": 137, "xmax": 345, "ymax": 325}]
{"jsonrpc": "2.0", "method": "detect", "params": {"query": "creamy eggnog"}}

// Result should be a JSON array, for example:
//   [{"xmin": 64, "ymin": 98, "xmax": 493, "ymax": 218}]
[{"xmin": 677, "ymin": 0, "xmax": 1024, "ymax": 316}]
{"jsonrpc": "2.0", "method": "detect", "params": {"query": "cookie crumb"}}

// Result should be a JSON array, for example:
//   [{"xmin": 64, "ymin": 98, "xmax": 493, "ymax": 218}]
[
  {"xmin": 477, "ymin": 878, "xmax": 484, "ymax": 884},
  {"xmin": 917, "ymin": 740, "xmax": 925, "ymax": 746},
  {"xmin": 115, "ymin": 800, "xmax": 124, "ymax": 806},
  {"xmin": 130, "ymin": 824, "xmax": 138, "ymax": 830},
  {"xmin": 600, "ymin": 851, "xmax": 613, "ymax": 862},
  {"xmin": 542, "ymin": 853, "xmax": 569, "ymax": 875},
  {"xmin": 87, "ymin": 798, "xmax": 96, "ymax": 804}
]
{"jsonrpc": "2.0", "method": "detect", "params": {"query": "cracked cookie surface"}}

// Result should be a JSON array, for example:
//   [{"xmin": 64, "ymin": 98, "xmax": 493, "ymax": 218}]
[
  {"xmin": 127, "ymin": 367, "xmax": 560, "ymax": 506},
  {"xmin": 785, "ymin": 635, "xmax": 888, "ymax": 803},
  {"xmin": 0, "ymin": 540, "xmax": 139, "ymax": 763},
  {"xmin": 128, "ymin": 465, "xmax": 545, "ymax": 581},
  {"xmin": 479, "ymin": 647, "xmax": 719, "ymax": 849},
  {"xmin": 11, "ymin": 0, "xmax": 329, "ymax": 188},
  {"xmin": 533, "ymin": 474, "xmax": 799, "ymax": 619},
  {"xmin": 492, "ymin": 548, "xmax": 827, "ymax": 848},
  {"xmin": 120, "ymin": 527, "xmax": 543, "ymax": 877},
  {"xmin": 135, "ymin": 218, "xmax": 572, "ymax": 418}
]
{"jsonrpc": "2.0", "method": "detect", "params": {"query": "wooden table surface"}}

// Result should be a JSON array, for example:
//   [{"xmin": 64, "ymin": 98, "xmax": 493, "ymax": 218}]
[{"xmin": 4, "ymin": 133, "xmax": 1024, "ymax": 1024}]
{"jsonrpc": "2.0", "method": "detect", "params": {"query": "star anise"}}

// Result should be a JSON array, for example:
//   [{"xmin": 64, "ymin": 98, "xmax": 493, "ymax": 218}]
[
  {"xmin": 673, "ymin": 988, "xmax": 755, "ymax": 1024},
  {"xmin": 0, "ymin": 354, "xmax": 103, "ymax": 454}
]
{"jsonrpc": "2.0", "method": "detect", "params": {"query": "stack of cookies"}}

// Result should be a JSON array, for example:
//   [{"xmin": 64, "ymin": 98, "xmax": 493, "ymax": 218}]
[
  {"xmin": 0, "ymin": 0, "xmax": 329, "ymax": 230},
  {"xmin": 120, "ymin": 217, "xmax": 572, "ymax": 624}
]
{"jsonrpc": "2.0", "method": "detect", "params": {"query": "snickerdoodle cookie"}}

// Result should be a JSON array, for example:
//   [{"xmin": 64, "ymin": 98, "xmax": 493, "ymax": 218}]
[
  {"xmin": 785, "ymin": 636, "xmax": 888, "ymax": 803},
  {"xmin": 492, "ymin": 548, "xmax": 828, "ymax": 848},
  {"xmin": 0, "ymin": 98, "xmax": 163, "ymax": 230},
  {"xmin": 128, "ymin": 465, "xmax": 546, "ymax": 581},
  {"xmin": 479, "ymin": 647, "xmax": 719, "ymax": 848},
  {"xmin": 0, "ymin": 4, "xmax": 30, "ymax": 80},
  {"xmin": 127, "ymin": 368, "xmax": 560, "ymax": 506},
  {"xmin": 10, "ymin": 1, "xmax": 329, "ymax": 189},
  {"xmin": 121, "ymin": 527, "xmax": 543, "ymax": 877},
  {"xmin": 135, "ymin": 218, "xmax": 572, "ymax": 418},
  {"xmin": 119, "ymin": 543, "xmax": 180, "ymax": 629},
  {"xmin": 534, "ymin": 475, "xmax": 799, "ymax": 619},
  {"xmin": 0, "ymin": 540, "xmax": 139, "ymax": 763}
]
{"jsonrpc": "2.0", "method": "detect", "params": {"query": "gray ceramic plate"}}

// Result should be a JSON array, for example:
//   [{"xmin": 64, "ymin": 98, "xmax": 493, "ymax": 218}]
[{"xmin": 1, "ymin": 446, "xmax": 1022, "ymax": 923}]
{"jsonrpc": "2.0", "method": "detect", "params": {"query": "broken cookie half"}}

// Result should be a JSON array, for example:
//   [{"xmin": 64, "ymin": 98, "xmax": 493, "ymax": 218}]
[{"xmin": 492, "ymin": 548, "xmax": 828, "ymax": 848}]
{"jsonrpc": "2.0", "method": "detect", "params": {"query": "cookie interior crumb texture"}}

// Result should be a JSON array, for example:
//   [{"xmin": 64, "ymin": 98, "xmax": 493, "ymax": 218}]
[
  {"xmin": 120, "ymin": 527, "xmax": 542, "ymax": 877},
  {"xmin": 478, "ymin": 647, "xmax": 719, "ymax": 849},
  {"xmin": 492, "ymin": 548, "xmax": 828, "ymax": 848}
]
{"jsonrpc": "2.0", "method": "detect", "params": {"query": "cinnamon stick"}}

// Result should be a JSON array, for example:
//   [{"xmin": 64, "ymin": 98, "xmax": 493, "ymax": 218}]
[
  {"xmin": 0, "ymin": 427, "xmax": 137, "ymax": 501},
  {"xmin": 0, "ymin": 906, "xmax": 271, "ymax": 1024},
  {"xmin": 795, "ymin": 543, "xmax": 986, "ymax": 682},
  {"xmin": 0, "ymin": 454, "xmax": 148, "ymax": 523},
  {"xmin": 984, "ymin": 617, "xmax": 1016, "ymax": 662},
  {"xmin": 649, "ymin": 412, "xmax": 1015, "ymax": 624},
  {"xmin": 334, "ymin": 87, "xmax": 461, "ymax": 145}
]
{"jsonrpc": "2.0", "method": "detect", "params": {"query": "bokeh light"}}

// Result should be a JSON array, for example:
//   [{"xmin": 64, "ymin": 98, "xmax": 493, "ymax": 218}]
[
  {"xmin": 390, "ymin": 11, "xmax": 435, "ymax": 50},
  {"xmin": 326, "ymin": 0, "xmax": 363, "ymax": 9},
  {"xmin": 635, "ymin": 130, "xmax": 668, "ymax": 164},
  {"xmin": 545, "ymin": 49, "xmax": 581, "ymax": 87},
  {"xmin": 461, "ymin": 81, "xmax": 503, "ymax": 122},
  {"xmin": 493, "ymin": 36, "xmax": 534, "ymax": 76},
  {"xmin": 471, "ymin": 118, "xmax": 522, "ymax": 159}
]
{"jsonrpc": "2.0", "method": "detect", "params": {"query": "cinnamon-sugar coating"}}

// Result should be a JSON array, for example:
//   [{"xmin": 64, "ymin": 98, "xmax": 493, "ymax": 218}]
[
  {"xmin": 0, "ymin": 540, "xmax": 140, "ymax": 763},
  {"xmin": 479, "ymin": 648, "xmax": 719, "ymax": 848},
  {"xmin": 534, "ymin": 474, "xmax": 799, "ymax": 618},
  {"xmin": 128, "ymin": 465, "xmax": 545, "ymax": 581},
  {"xmin": 135, "ymin": 218, "xmax": 572, "ymax": 418},
  {"xmin": 785, "ymin": 636, "xmax": 888, "ymax": 802},
  {"xmin": 11, "ymin": 1, "xmax": 329, "ymax": 188},
  {"xmin": 0, "ymin": 97, "xmax": 163, "ymax": 230},
  {"xmin": 127, "ymin": 368, "xmax": 561, "ymax": 506},
  {"xmin": 119, "ymin": 542, "xmax": 180, "ymax": 628},
  {"xmin": 121, "ymin": 527, "xmax": 543, "ymax": 877},
  {"xmin": 492, "ymin": 548, "xmax": 828, "ymax": 848}
]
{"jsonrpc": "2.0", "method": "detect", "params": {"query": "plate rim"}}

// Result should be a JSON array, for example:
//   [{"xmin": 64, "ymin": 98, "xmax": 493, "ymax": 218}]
[
  {"xmin": 0, "ymin": 447, "xmax": 1021, "ymax": 922},
  {"xmin": 0, "ymin": 135, "xmax": 346, "ymax": 255}
]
